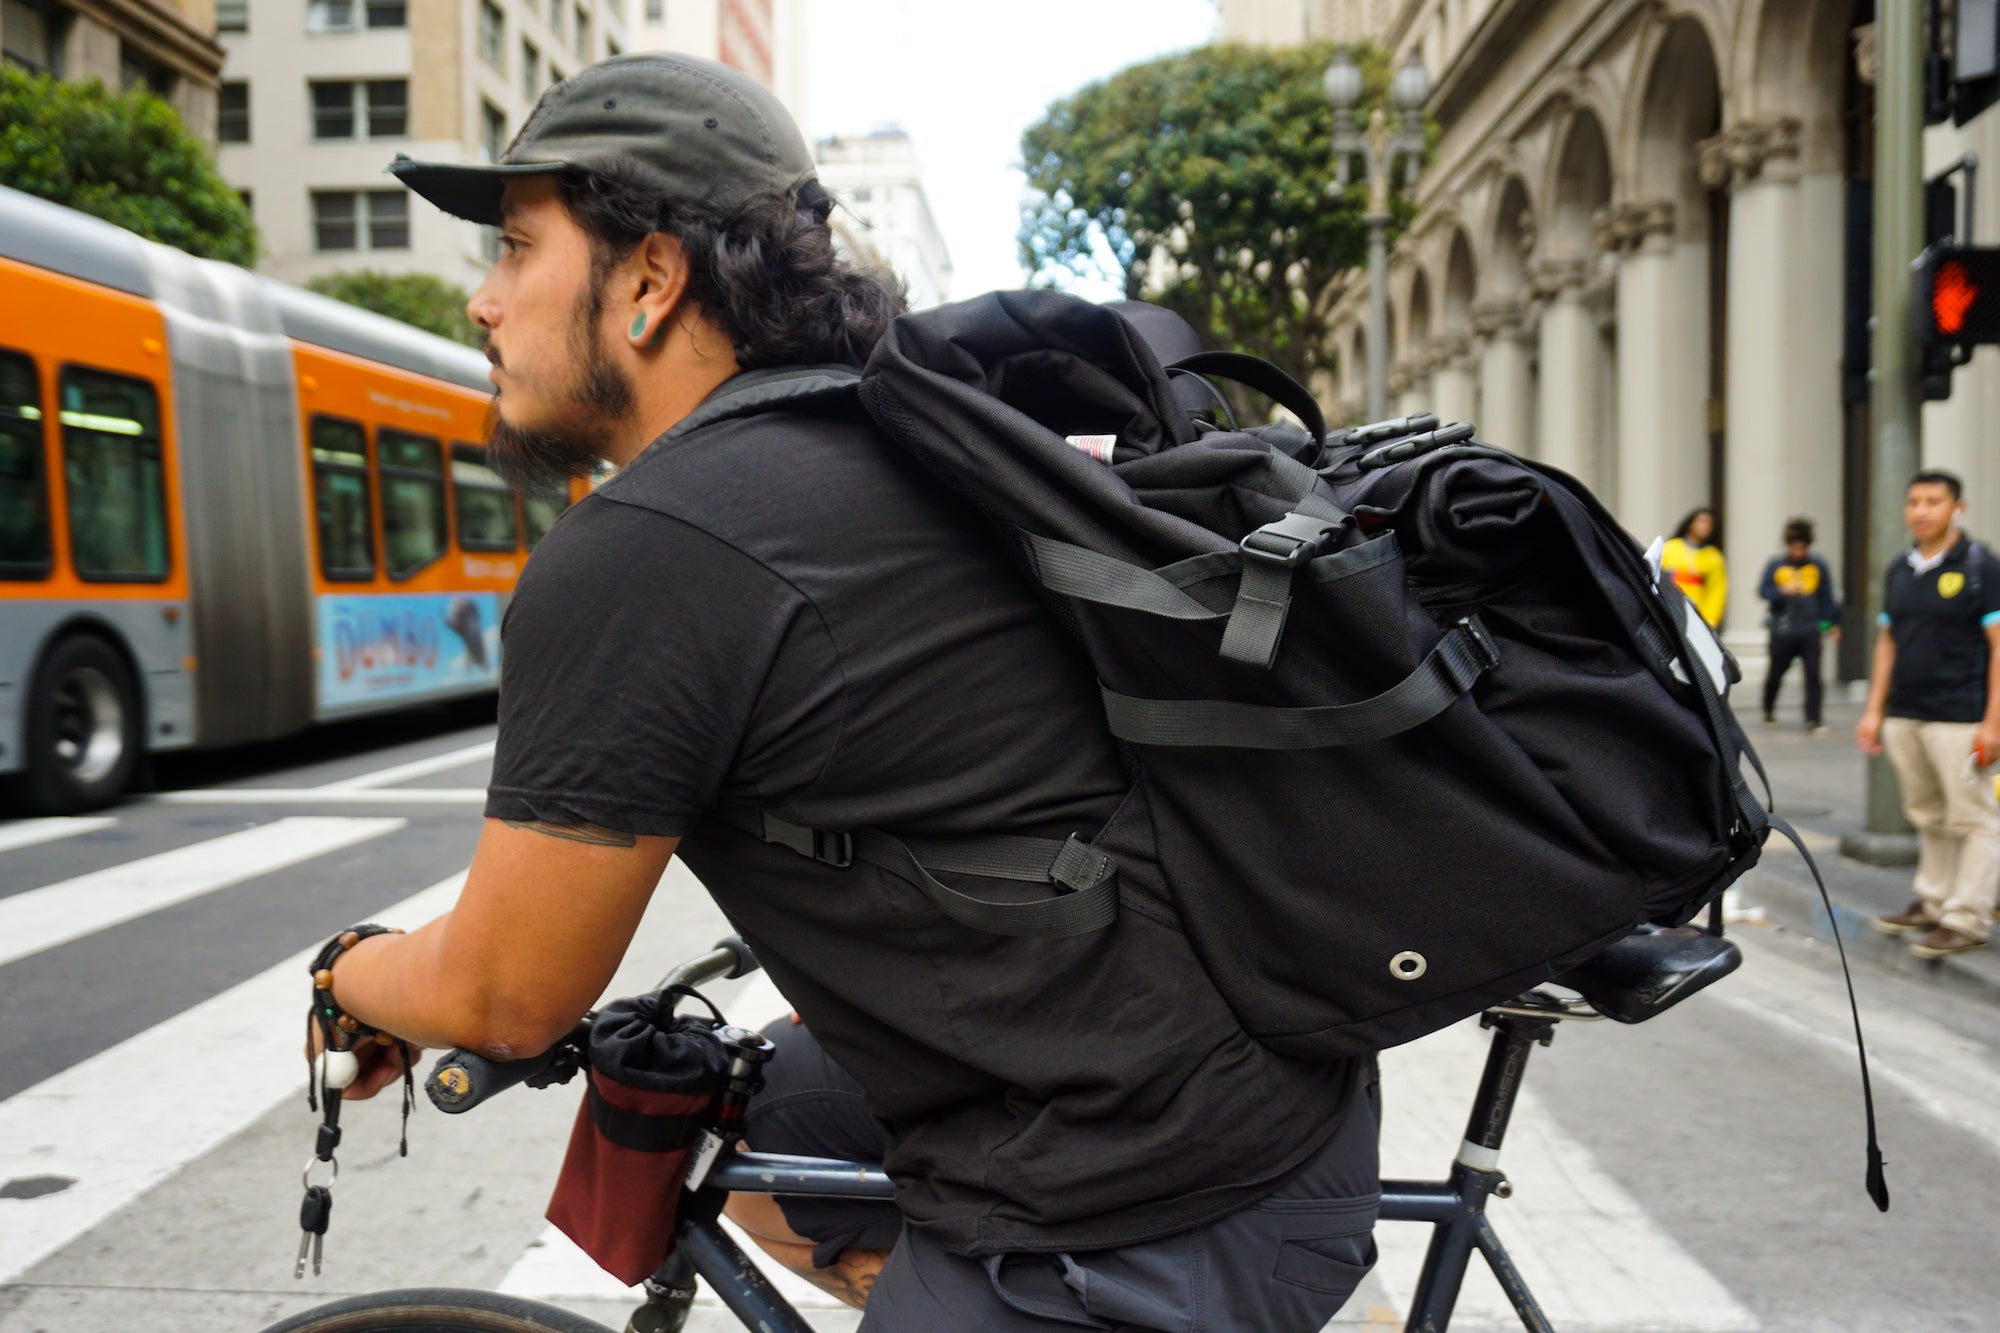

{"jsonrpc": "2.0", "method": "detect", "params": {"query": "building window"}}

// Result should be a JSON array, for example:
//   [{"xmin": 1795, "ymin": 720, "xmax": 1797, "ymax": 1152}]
[
  {"xmin": 451, "ymin": 444, "xmax": 517, "ymax": 551},
  {"xmin": 365, "ymin": 0, "xmax": 406, "ymax": 27},
  {"xmin": 119, "ymin": 43, "xmax": 173, "ymax": 98},
  {"xmin": 606, "ymin": 36, "xmax": 620, "ymax": 56},
  {"xmin": 479, "ymin": 0, "xmax": 504, "ymax": 69},
  {"xmin": 310, "ymin": 80, "xmax": 407, "ymax": 139},
  {"xmin": 604, "ymin": 0, "xmax": 624, "ymax": 19},
  {"xmin": 550, "ymin": 64, "xmax": 566, "ymax": 85},
  {"xmin": 217, "ymin": 81, "xmax": 249, "ymax": 142},
  {"xmin": 481, "ymin": 100, "xmax": 506, "ymax": 163},
  {"xmin": 572, "ymin": 5, "xmax": 588, "ymax": 59},
  {"xmin": 645, "ymin": 0, "xmax": 664, "ymax": 20},
  {"xmin": 59, "ymin": 368, "xmax": 169, "ymax": 581},
  {"xmin": 0, "ymin": 349, "xmax": 52, "ymax": 579},
  {"xmin": 521, "ymin": 39, "xmax": 539, "ymax": 101},
  {"xmin": 377, "ymin": 430, "xmax": 447, "ymax": 577},
  {"xmin": 217, "ymin": 0, "xmax": 248, "ymax": 32},
  {"xmin": 306, "ymin": 0, "xmax": 355, "ymax": 33},
  {"xmin": 310, "ymin": 417, "xmax": 374, "ymax": 580},
  {"xmin": 312, "ymin": 191, "xmax": 409, "ymax": 251},
  {"xmin": 2, "ymin": 0, "xmax": 60, "ymax": 74}
]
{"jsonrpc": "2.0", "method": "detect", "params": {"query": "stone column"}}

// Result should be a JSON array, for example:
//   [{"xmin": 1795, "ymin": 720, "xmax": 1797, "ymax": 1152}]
[
  {"xmin": 1531, "ymin": 258, "xmax": 1599, "ymax": 486},
  {"xmin": 1473, "ymin": 300, "xmax": 1533, "ymax": 454},
  {"xmin": 1429, "ymin": 334, "xmax": 1479, "ymax": 428},
  {"xmin": 1704, "ymin": 119, "xmax": 1812, "ymax": 660},
  {"xmin": 1600, "ymin": 200, "xmax": 1708, "ymax": 545}
]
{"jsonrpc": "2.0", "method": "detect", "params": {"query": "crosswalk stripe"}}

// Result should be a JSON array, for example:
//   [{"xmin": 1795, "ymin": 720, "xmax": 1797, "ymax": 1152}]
[
  {"xmin": 0, "ymin": 871, "xmax": 465, "ymax": 1287},
  {"xmin": 148, "ymin": 789, "xmax": 485, "ymax": 805},
  {"xmin": 318, "ymin": 741, "xmax": 497, "ymax": 791},
  {"xmin": 0, "ymin": 816, "xmax": 118, "ymax": 856},
  {"xmin": 0, "ymin": 816, "xmax": 406, "ymax": 969}
]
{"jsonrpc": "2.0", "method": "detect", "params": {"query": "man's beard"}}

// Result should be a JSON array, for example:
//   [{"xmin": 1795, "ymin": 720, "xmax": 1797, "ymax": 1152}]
[{"xmin": 485, "ymin": 281, "xmax": 636, "ymax": 490}]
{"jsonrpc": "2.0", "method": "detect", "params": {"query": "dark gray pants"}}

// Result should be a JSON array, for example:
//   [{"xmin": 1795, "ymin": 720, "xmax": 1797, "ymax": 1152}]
[{"xmin": 745, "ymin": 1021, "xmax": 1381, "ymax": 1333}]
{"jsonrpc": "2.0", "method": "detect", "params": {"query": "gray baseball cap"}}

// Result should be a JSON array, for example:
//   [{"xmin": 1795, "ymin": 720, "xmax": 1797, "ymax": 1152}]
[{"xmin": 391, "ymin": 53, "xmax": 816, "ymax": 226}]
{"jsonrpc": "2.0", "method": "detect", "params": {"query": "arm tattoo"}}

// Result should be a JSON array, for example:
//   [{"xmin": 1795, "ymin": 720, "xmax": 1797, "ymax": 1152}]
[{"xmin": 501, "ymin": 819, "xmax": 638, "ymax": 847}]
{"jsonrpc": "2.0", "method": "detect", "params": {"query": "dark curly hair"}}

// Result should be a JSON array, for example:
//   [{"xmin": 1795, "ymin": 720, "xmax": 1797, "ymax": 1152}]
[
  {"xmin": 558, "ymin": 164, "xmax": 905, "ymax": 369},
  {"xmin": 1783, "ymin": 517, "xmax": 1814, "ymax": 546}
]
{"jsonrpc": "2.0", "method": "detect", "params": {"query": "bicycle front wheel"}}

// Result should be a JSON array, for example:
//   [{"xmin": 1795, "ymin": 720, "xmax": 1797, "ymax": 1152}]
[{"xmin": 259, "ymin": 1287, "xmax": 619, "ymax": 1333}]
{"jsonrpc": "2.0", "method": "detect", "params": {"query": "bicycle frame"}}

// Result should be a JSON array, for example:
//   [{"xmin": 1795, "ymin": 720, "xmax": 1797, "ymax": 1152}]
[{"xmin": 633, "ymin": 1003, "xmax": 1573, "ymax": 1333}]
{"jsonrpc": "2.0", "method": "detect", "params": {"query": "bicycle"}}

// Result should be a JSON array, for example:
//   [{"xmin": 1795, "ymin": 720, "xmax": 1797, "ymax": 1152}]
[{"xmin": 262, "ymin": 925, "xmax": 1740, "ymax": 1333}]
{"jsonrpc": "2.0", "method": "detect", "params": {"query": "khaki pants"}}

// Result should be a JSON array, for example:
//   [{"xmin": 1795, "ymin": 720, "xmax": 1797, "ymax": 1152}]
[{"xmin": 1882, "ymin": 717, "xmax": 2000, "ymax": 941}]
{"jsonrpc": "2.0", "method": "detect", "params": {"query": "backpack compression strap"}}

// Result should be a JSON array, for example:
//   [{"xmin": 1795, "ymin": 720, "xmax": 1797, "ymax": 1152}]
[{"xmin": 707, "ymin": 803, "xmax": 1119, "ymax": 939}]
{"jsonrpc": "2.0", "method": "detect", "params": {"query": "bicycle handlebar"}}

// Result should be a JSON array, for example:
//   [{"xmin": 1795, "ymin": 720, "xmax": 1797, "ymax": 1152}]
[{"xmin": 423, "ymin": 936, "xmax": 761, "ymax": 1116}]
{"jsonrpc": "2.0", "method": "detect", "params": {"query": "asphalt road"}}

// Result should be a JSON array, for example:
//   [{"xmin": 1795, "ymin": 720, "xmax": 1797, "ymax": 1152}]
[{"xmin": 2, "ymin": 716, "xmax": 1997, "ymax": 1332}]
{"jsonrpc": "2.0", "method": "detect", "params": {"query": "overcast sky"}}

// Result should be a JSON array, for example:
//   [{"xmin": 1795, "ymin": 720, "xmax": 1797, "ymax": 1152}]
[{"xmin": 806, "ymin": 0, "xmax": 1219, "ymax": 301}]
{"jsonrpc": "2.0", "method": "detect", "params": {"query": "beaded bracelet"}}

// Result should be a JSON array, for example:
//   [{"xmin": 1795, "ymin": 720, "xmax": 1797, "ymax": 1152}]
[{"xmin": 308, "ymin": 924, "xmax": 404, "ymax": 1052}]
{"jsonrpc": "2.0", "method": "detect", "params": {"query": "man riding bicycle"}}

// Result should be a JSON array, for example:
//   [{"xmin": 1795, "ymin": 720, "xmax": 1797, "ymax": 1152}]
[{"xmin": 310, "ymin": 53, "xmax": 1378, "ymax": 1331}]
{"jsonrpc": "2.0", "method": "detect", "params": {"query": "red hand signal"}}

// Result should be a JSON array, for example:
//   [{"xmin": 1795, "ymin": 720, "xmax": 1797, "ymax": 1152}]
[{"xmin": 1935, "ymin": 260, "xmax": 1979, "ymax": 336}]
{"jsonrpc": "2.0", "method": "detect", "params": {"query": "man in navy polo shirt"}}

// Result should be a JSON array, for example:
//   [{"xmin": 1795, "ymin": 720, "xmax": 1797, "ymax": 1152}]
[{"xmin": 1858, "ymin": 470, "xmax": 2000, "ymax": 958}]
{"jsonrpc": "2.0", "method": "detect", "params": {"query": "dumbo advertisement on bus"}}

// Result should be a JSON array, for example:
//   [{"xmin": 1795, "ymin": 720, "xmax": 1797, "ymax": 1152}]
[{"xmin": 316, "ymin": 592, "xmax": 500, "ymax": 709}]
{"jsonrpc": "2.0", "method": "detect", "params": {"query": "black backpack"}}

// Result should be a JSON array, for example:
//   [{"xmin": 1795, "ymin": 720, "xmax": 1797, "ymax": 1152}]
[
  {"xmin": 700, "ymin": 290, "xmax": 1885, "ymax": 1207},
  {"xmin": 835, "ymin": 290, "xmax": 1764, "ymax": 1054}
]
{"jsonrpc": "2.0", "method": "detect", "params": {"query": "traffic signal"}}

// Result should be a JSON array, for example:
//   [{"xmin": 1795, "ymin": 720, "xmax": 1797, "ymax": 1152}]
[
  {"xmin": 1913, "ymin": 245, "xmax": 2000, "ymax": 401},
  {"xmin": 1913, "ymin": 246, "xmax": 2000, "ymax": 344}
]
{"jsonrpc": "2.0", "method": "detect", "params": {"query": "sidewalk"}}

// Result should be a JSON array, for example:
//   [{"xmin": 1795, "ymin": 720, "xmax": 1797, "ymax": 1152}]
[{"xmin": 1728, "ymin": 684, "xmax": 2000, "ymax": 1008}]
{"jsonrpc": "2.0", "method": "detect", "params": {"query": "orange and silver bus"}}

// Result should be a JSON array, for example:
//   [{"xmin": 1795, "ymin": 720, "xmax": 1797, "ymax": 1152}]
[{"xmin": 0, "ymin": 184, "xmax": 572, "ymax": 812}]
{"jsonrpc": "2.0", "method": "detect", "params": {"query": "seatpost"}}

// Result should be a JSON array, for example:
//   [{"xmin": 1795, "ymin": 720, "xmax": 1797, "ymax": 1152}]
[{"xmin": 1456, "ymin": 1009, "xmax": 1556, "ymax": 1174}]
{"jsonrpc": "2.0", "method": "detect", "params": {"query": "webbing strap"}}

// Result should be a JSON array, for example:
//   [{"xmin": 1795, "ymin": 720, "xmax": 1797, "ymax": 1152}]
[
  {"xmin": 1023, "ymin": 533, "xmax": 1221, "ymax": 621},
  {"xmin": 1768, "ymin": 813, "xmax": 1890, "ymax": 1212},
  {"xmin": 1105, "ymin": 616, "xmax": 1498, "ymax": 749},
  {"xmin": 586, "ymin": 1081, "xmax": 706, "ymax": 1154},
  {"xmin": 709, "ymin": 804, "xmax": 1118, "ymax": 940},
  {"xmin": 1219, "ymin": 507, "xmax": 1355, "ymax": 669}
]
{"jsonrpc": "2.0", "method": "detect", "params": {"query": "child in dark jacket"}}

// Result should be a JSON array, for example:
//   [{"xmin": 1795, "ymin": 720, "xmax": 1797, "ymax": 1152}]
[{"xmin": 1759, "ymin": 517, "xmax": 1842, "ymax": 734}]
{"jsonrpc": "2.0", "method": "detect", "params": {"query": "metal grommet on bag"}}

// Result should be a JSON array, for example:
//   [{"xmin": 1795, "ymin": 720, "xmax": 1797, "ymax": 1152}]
[{"xmin": 1389, "ymin": 950, "xmax": 1428, "ymax": 981}]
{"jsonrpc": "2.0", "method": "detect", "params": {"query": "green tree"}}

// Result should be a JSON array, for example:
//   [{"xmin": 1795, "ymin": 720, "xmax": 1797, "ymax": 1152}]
[
  {"xmin": 0, "ymin": 65, "xmax": 256, "ymax": 266},
  {"xmin": 306, "ymin": 270, "xmax": 484, "ymax": 347},
  {"xmin": 1020, "ymin": 41, "xmax": 1412, "ymax": 397}
]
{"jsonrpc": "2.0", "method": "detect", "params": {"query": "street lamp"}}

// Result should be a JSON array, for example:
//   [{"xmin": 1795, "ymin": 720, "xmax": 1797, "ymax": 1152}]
[{"xmin": 1326, "ymin": 50, "xmax": 1430, "ymax": 421}]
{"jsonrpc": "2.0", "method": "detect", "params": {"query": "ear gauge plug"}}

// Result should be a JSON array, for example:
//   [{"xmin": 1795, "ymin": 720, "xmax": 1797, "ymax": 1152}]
[{"xmin": 630, "ymin": 313, "xmax": 648, "ymax": 340}]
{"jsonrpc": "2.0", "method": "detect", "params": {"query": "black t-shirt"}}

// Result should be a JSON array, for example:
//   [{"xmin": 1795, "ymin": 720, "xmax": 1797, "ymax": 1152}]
[
  {"xmin": 1883, "ymin": 535, "xmax": 2000, "ymax": 722},
  {"xmin": 486, "ymin": 369, "xmax": 1359, "ymax": 1257}
]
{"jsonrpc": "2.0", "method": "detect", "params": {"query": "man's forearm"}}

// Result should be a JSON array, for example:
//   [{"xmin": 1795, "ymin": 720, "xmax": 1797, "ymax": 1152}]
[
  {"xmin": 322, "ymin": 915, "xmax": 509, "ymax": 1053},
  {"xmin": 1864, "ymin": 631, "xmax": 1895, "ymax": 717}
]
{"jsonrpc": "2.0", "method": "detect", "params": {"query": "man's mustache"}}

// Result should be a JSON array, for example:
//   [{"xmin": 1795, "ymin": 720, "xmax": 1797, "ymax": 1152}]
[{"xmin": 483, "ymin": 338, "xmax": 502, "ymax": 372}]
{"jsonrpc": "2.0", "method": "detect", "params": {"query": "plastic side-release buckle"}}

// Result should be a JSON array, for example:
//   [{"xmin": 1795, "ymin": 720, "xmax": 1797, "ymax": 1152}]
[
  {"xmin": 1240, "ymin": 511, "xmax": 1342, "ymax": 569},
  {"xmin": 758, "ymin": 814, "xmax": 854, "ymax": 868}
]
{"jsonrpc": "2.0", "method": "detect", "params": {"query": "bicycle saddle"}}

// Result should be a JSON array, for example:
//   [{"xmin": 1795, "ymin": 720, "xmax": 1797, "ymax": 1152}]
[{"xmin": 1557, "ymin": 925, "xmax": 1741, "ymax": 1024}]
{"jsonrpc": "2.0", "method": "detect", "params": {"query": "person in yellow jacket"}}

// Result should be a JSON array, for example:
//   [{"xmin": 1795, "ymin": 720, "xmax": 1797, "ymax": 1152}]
[{"xmin": 1662, "ymin": 507, "xmax": 1728, "ymax": 628}]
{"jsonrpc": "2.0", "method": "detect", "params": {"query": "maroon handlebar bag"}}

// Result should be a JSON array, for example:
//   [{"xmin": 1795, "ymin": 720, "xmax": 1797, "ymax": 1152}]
[{"xmin": 545, "ymin": 987, "xmax": 732, "ymax": 1285}]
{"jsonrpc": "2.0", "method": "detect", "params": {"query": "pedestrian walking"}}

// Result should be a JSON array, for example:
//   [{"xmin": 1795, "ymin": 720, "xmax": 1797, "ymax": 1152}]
[
  {"xmin": 1758, "ymin": 517, "xmax": 1840, "ymax": 735},
  {"xmin": 1859, "ymin": 470, "xmax": 2000, "ymax": 960},
  {"xmin": 1662, "ymin": 507, "xmax": 1727, "ymax": 629}
]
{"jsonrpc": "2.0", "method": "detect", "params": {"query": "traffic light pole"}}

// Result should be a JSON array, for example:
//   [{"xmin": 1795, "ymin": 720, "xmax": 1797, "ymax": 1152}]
[{"xmin": 1844, "ymin": 0, "xmax": 1924, "ymax": 866}]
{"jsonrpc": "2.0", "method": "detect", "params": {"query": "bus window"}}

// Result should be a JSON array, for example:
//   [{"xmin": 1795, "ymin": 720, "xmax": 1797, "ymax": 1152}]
[
  {"xmin": 310, "ymin": 416, "xmax": 375, "ymax": 579},
  {"xmin": 450, "ymin": 443, "xmax": 517, "ymax": 551},
  {"xmin": 58, "ymin": 366, "xmax": 168, "ymax": 581},
  {"xmin": 520, "ymin": 483, "xmax": 571, "ymax": 549},
  {"xmin": 377, "ymin": 428, "xmax": 447, "ymax": 578},
  {"xmin": 0, "ymin": 350, "xmax": 52, "ymax": 578}
]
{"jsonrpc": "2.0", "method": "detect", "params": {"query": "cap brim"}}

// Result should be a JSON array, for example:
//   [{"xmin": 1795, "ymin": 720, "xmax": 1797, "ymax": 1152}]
[{"xmin": 389, "ymin": 157, "xmax": 568, "ymax": 226}]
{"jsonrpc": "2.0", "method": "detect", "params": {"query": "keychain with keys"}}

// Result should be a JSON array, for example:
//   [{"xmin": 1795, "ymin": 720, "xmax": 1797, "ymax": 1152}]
[{"xmin": 295, "ymin": 1047, "xmax": 356, "ymax": 1278}]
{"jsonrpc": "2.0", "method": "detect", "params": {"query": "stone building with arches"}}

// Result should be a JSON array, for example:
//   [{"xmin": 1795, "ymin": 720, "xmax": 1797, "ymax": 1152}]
[{"xmin": 1287, "ymin": 0, "xmax": 2000, "ymax": 674}]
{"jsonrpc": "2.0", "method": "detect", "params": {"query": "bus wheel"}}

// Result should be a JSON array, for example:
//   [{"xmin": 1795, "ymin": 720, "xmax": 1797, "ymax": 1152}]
[{"xmin": 19, "ymin": 635, "xmax": 141, "ymax": 813}]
